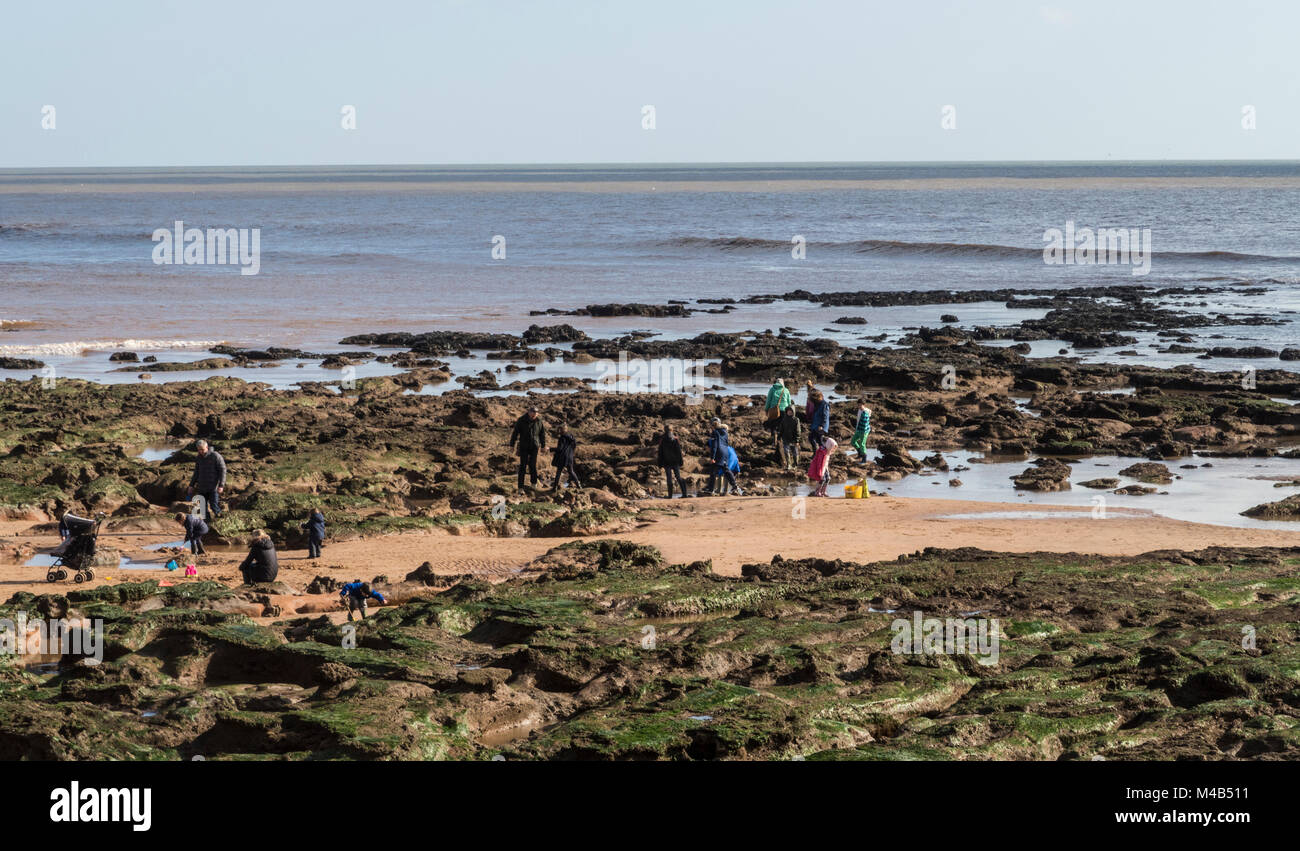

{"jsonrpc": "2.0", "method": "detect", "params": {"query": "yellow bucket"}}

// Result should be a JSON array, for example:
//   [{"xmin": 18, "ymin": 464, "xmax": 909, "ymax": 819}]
[{"xmin": 843, "ymin": 484, "xmax": 862, "ymax": 499}]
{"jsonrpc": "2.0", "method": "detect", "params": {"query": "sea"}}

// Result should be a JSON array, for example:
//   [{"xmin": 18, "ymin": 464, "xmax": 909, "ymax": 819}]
[{"xmin": 3, "ymin": 161, "xmax": 1299, "ymax": 524}]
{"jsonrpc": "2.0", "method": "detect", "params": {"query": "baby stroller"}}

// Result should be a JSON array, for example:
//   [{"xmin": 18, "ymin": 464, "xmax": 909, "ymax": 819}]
[{"xmin": 48, "ymin": 512, "xmax": 105, "ymax": 583}]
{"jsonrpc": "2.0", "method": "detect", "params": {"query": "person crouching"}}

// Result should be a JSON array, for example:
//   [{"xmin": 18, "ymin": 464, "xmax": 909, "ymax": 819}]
[
  {"xmin": 176, "ymin": 512, "xmax": 208, "ymax": 555},
  {"xmin": 238, "ymin": 529, "xmax": 279, "ymax": 585},
  {"xmin": 340, "ymin": 581, "xmax": 387, "ymax": 621}
]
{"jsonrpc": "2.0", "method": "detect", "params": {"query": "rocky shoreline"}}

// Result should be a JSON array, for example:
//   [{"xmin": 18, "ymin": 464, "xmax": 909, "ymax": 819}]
[{"xmin": 3, "ymin": 541, "xmax": 1299, "ymax": 760}]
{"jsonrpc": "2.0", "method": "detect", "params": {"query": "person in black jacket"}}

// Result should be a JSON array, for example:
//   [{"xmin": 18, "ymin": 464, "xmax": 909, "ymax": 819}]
[
  {"xmin": 187, "ymin": 440, "xmax": 226, "ymax": 520},
  {"xmin": 657, "ymin": 424, "xmax": 687, "ymax": 498},
  {"xmin": 238, "ymin": 530, "xmax": 279, "ymax": 584},
  {"xmin": 777, "ymin": 406, "xmax": 802, "ymax": 471},
  {"xmin": 550, "ymin": 424, "xmax": 581, "ymax": 491},
  {"xmin": 509, "ymin": 405, "xmax": 548, "ymax": 490},
  {"xmin": 175, "ymin": 511, "xmax": 208, "ymax": 555}
]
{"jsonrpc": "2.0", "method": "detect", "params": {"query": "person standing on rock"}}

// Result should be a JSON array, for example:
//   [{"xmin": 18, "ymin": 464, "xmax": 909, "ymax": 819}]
[
  {"xmin": 702, "ymin": 417, "xmax": 726, "ymax": 495},
  {"xmin": 237, "ymin": 529, "xmax": 279, "ymax": 585},
  {"xmin": 850, "ymin": 400, "xmax": 872, "ymax": 464},
  {"xmin": 302, "ymin": 507, "xmax": 326, "ymax": 559},
  {"xmin": 551, "ymin": 424, "xmax": 581, "ymax": 491},
  {"xmin": 509, "ymin": 404, "xmax": 548, "ymax": 491},
  {"xmin": 764, "ymin": 378, "xmax": 792, "ymax": 448},
  {"xmin": 777, "ymin": 405, "xmax": 802, "ymax": 471},
  {"xmin": 188, "ymin": 439, "xmax": 226, "ymax": 521},
  {"xmin": 706, "ymin": 420, "xmax": 741, "ymax": 496},
  {"xmin": 809, "ymin": 390, "xmax": 831, "ymax": 450},
  {"xmin": 176, "ymin": 511, "xmax": 208, "ymax": 555},
  {"xmin": 657, "ymin": 424, "xmax": 687, "ymax": 498}
]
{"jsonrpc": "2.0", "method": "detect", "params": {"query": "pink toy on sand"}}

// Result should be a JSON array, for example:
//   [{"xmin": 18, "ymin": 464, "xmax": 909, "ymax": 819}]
[{"xmin": 184, "ymin": 564, "xmax": 198, "ymax": 576}]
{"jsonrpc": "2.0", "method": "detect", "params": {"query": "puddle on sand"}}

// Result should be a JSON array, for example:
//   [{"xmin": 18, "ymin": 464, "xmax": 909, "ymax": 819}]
[
  {"xmin": 143, "ymin": 540, "xmax": 187, "ymax": 551},
  {"xmin": 23, "ymin": 552, "xmax": 170, "ymax": 570},
  {"xmin": 135, "ymin": 446, "xmax": 176, "ymax": 462},
  {"xmin": 476, "ymin": 720, "xmax": 542, "ymax": 748}
]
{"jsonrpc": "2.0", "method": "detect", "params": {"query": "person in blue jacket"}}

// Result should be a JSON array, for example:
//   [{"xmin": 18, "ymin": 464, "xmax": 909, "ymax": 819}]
[
  {"xmin": 302, "ymin": 508, "xmax": 326, "ymax": 559},
  {"xmin": 809, "ymin": 390, "xmax": 831, "ymax": 450},
  {"xmin": 721, "ymin": 443, "xmax": 743, "ymax": 496},
  {"xmin": 340, "ymin": 580, "xmax": 387, "ymax": 621},
  {"xmin": 705, "ymin": 420, "xmax": 742, "ymax": 496}
]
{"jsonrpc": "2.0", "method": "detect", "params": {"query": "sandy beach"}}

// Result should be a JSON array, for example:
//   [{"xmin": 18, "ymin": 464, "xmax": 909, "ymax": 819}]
[{"xmin": 7, "ymin": 494, "xmax": 1299, "ymax": 603}]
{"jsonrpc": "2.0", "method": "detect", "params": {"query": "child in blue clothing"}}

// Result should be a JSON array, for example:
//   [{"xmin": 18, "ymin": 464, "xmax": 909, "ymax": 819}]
[{"xmin": 340, "ymin": 581, "xmax": 387, "ymax": 621}]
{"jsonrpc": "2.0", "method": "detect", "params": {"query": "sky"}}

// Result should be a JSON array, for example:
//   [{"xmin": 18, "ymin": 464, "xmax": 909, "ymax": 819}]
[{"xmin": 0, "ymin": 0, "xmax": 1295, "ymax": 167}]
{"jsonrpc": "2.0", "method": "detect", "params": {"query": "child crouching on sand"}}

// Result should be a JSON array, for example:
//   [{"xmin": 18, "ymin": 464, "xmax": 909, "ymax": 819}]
[
  {"xmin": 340, "ymin": 581, "xmax": 387, "ymax": 621},
  {"xmin": 808, "ymin": 433, "xmax": 837, "ymax": 497}
]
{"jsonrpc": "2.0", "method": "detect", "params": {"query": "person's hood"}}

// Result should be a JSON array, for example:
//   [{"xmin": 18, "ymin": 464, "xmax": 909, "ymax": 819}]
[{"xmin": 252, "ymin": 537, "xmax": 274, "ymax": 551}]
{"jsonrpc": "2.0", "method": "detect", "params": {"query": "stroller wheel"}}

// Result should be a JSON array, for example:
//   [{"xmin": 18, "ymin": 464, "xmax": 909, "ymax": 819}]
[
  {"xmin": 57, "ymin": 568, "xmax": 69, "ymax": 581},
  {"xmin": 73, "ymin": 571, "xmax": 85, "ymax": 583},
  {"xmin": 83, "ymin": 568, "xmax": 96, "ymax": 582},
  {"xmin": 46, "ymin": 569, "xmax": 59, "ymax": 583}
]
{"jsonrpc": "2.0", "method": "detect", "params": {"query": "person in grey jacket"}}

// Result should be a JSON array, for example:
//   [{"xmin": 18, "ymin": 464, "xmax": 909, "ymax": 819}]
[{"xmin": 188, "ymin": 440, "xmax": 226, "ymax": 519}]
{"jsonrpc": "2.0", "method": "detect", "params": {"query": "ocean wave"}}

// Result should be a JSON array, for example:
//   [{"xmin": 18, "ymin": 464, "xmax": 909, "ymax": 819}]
[
  {"xmin": 661, "ymin": 236, "xmax": 1300, "ymax": 263},
  {"xmin": 0, "ymin": 339, "xmax": 224, "ymax": 357}
]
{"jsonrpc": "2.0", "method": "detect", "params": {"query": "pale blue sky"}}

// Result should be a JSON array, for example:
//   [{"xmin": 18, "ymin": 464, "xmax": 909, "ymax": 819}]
[{"xmin": 1, "ymin": 0, "xmax": 1294, "ymax": 167}]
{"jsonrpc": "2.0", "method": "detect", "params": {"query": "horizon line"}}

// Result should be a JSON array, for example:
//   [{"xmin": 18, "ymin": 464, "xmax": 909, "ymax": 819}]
[{"xmin": 5, "ymin": 157, "xmax": 1300, "ymax": 173}]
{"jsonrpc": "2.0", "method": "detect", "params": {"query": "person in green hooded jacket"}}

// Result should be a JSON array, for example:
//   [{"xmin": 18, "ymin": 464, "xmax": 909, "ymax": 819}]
[
  {"xmin": 763, "ymin": 378, "xmax": 792, "ymax": 448},
  {"xmin": 850, "ymin": 400, "xmax": 872, "ymax": 463}
]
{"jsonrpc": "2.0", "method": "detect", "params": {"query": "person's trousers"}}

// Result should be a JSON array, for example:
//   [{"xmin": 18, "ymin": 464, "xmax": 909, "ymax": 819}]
[
  {"xmin": 308, "ymin": 537, "xmax": 322, "ymax": 558},
  {"xmin": 809, "ymin": 430, "xmax": 824, "ymax": 452},
  {"xmin": 716, "ymin": 468, "xmax": 738, "ymax": 493},
  {"xmin": 662, "ymin": 466, "xmax": 686, "ymax": 497},
  {"xmin": 779, "ymin": 443, "xmax": 799, "ymax": 468},
  {"xmin": 188, "ymin": 537, "xmax": 205, "ymax": 555},
  {"xmin": 552, "ymin": 462, "xmax": 581, "ymax": 489},
  {"xmin": 517, "ymin": 450, "xmax": 539, "ymax": 488},
  {"xmin": 851, "ymin": 430, "xmax": 870, "ymax": 459},
  {"xmin": 347, "ymin": 597, "xmax": 368, "ymax": 620}
]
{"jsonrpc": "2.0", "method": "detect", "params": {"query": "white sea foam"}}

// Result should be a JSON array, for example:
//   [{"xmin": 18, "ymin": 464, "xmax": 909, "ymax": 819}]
[{"xmin": 0, "ymin": 339, "xmax": 224, "ymax": 357}]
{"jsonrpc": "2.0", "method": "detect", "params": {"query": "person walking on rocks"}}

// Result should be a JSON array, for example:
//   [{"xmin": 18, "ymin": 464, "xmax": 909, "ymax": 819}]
[
  {"xmin": 657, "ymin": 424, "xmax": 687, "ymax": 498},
  {"xmin": 809, "ymin": 391, "xmax": 831, "ymax": 451},
  {"xmin": 851, "ymin": 401, "xmax": 872, "ymax": 464},
  {"xmin": 509, "ymin": 404, "xmax": 548, "ymax": 491},
  {"xmin": 551, "ymin": 424, "xmax": 581, "ymax": 491},
  {"xmin": 777, "ymin": 405, "xmax": 802, "ymax": 471},
  {"xmin": 188, "ymin": 439, "xmax": 226, "ymax": 520},
  {"xmin": 707, "ymin": 419, "xmax": 741, "ymax": 496},
  {"xmin": 764, "ymin": 378, "xmax": 792, "ymax": 448}
]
